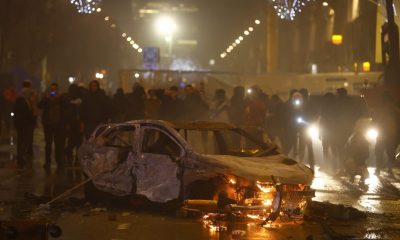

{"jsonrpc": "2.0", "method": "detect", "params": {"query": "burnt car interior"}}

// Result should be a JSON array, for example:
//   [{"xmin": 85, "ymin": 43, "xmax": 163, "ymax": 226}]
[
  {"xmin": 176, "ymin": 128, "xmax": 277, "ymax": 157},
  {"xmin": 142, "ymin": 128, "xmax": 182, "ymax": 160},
  {"xmin": 104, "ymin": 125, "xmax": 135, "ymax": 149}
]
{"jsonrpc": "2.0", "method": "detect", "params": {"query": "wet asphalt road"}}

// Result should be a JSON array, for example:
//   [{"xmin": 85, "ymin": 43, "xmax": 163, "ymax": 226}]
[{"xmin": 0, "ymin": 132, "xmax": 400, "ymax": 240}]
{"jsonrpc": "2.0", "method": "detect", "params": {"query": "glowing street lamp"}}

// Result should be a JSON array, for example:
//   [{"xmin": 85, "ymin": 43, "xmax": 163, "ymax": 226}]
[
  {"xmin": 155, "ymin": 15, "xmax": 178, "ymax": 57},
  {"xmin": 155, "ymin": 16, "xmax": 177, "ymax": 35}
]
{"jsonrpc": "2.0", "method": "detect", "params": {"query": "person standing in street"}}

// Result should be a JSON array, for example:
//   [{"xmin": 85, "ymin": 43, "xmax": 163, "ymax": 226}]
[
  {"xmin": 80, "ymin": 80, "xmax": 112, "ymax": 139},
  {"xmin": 126, "ymin": 84, "xmax": 146, "ymax": 121},
  {"xmin": 229, "ymin": 86, "xmax": 246, "ymax": 126},
  {"xmin": 38, "ymin": 83, "xmax": 66, "ymax": 172},
  {"xmin": 63, "ymin": 84, "xmax": 83, "ymax": 166},
  {"xmin": 159, "ymin": 86, "xmax": 184, "ymax": 121},
  {"xmin": 14, "ymin": 80, "xmax": 37, "ymax": 169}
]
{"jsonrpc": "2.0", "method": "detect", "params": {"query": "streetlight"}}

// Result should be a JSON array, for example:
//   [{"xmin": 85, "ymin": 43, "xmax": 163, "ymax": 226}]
[{"xmin": 155, "ymin": 15, "xmax": 177, "ymax": 57}]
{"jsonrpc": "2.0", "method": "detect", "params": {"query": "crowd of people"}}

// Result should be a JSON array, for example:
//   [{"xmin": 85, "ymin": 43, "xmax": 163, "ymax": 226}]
[{"xmin": 0, "ymin": 79, "xmax": 398, "ymax": 179}]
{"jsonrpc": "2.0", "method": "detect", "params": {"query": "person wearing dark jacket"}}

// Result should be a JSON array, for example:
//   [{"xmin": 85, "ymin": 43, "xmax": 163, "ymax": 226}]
[
  {"xmin": 159, "ymin": 86, "xmax": 183, "ymax": 121},
  {"xmin": 38, "ymin": 83, "xmax": 66, "ymax": 172},
  {"xmin": 183, "ymin": 84, "xmax": 208, "ymax": 121},
  {"xmin": 112, "ymin": 88, "xmax": 128, "ymax": 122},
  {"xmin": 63, "ymin": 84, "xmax": 83, "ymax": 165},
  {"xmin": 229, "ymin": 86, "xmax": 246, "ymax": 126},
  {"xmin": 126, "ymin": 84, "xmax": 146, "ymax": 121},
  {"xmin": 14, "ymin": 84, "xmax": 37, "ymax": 168},
  {"xmin": 80, "ymin": 80, "xmax": 111, "ymax": 139}
]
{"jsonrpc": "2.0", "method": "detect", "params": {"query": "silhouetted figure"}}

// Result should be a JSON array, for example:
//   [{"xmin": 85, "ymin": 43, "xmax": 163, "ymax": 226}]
[
  {"xmin": 63, "ymin": 84, "xmax": 83, "ymax": 166},
  {"xmin": 245, "ymin": 86, "xmax": 267, "ymax": 142},
  {"xmin": 183, "ymin": 85, "xmax": 208, "ymax": 121},
  {"xmin": 265, "ymin": 94, "xmax": 284, "ymax": 144},
  {"xmin": 281, "ymin": 89, "xmax": 299, "ymax": 155},
  {"xmin": 345, "ymin": 127, "xmax": 369, "ymax": 184},
  {"xmin": 112, "ymin": 88, "xmax": 128, "ymax": 122},
  {"xmin": 145, "ymin": 89, "xmax": 161, "ymax": 120},
  {"xmin": 296, "ymin": 88, "xmax": 316, "ymax": 170},
  {"xmin": 159, "ymin": 86, "xmax": 184, "ymax": 121},
  {"xmin": 373, "ymin": 94, "xmax": 399, "ymax": 177},
  {"xmin": 320, "ymin": 92, "xmax": 337, "ymax": 170},
  {"xmin": 126, "ymin": 84, "xmax": 146, "ymax": 121},
  {"xmin": 38, "ymin": 83, "xmax": 66, "ymax": 172},
  {"xmin": 229, "ymin": 86, "xmax": 246, "ymax": 126},
  {"xmin": 14, "ymin": 81, "xmax": 37, "ymax": 168},
  {"xmin": 81, "ymin": 80, "xmax": 111, "ymax": 139},
  {"xmin": 333, "ymin": 88, "xmax": 356, "ymax": 174}
]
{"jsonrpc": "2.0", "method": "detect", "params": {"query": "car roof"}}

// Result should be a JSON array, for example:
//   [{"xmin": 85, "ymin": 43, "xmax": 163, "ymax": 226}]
[
  {"xmin": 169, "ymin": 121, "xmax": 237, "ymax": 130},
  {"xmin": 125, "ymin": 119, "xmax": 237, "ymax": 130}
]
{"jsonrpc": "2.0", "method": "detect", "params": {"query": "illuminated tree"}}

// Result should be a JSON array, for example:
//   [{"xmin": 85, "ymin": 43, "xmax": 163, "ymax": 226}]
[
  {"xmin": 69, "ymin": 0, "xmax": 102, "ymax": 14},
  {"xmin": 270, "ymin": 0, "xmax": 311, "ymax": 20}
]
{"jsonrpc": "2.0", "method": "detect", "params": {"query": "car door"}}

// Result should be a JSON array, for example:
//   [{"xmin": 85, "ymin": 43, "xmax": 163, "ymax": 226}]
[
  {"xmin": 133, "ymin": 126, "xmax": 184, "ymax": 203},
  {"xmin": 80, "ymin": 124, "xmax": 139, "ymax": 196}
]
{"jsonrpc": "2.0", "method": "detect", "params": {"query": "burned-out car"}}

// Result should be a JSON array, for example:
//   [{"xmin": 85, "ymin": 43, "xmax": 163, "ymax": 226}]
[{"xmin": 78, "ymin": 120, "xmax": 314, "ymax": 221}]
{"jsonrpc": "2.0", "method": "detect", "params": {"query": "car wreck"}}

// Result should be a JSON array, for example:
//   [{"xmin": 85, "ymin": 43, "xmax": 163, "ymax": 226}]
[{"xmin": 78, "ymin": 120, "xmax": 314, "ymax": 222}]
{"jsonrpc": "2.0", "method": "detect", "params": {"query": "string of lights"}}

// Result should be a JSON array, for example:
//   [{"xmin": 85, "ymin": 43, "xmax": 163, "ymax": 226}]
[
  {"xmin": 219, "ymin": 19, "xmax": 261, "ymax": 59},
  {"xmin": 270, "ymin": 0, "xmax": 312, "ymax": 20},
  {"xmin": 69, "ymin": 1, "xmax": 143, "ymax": 54},
  {"xmin": 103, "ymin": 16, "xmax": 143, "ymax": 53},
  {"xmin": 69, "ymin": 0, "xmax": 102, "ymax": 14}
]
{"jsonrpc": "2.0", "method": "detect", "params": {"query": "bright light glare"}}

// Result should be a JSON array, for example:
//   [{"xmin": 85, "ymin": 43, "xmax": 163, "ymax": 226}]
[
  {"xmin": 244, "ymin": 30, "xmax": 249, "ymax": 35},
  {"xmin": 297, "ymin": 117, "xmax": 304, "ymax": 124},
  {"xmin": 10, "ymin": 112, "xmax": 14, "ymax": 117},
  {"xmin": 95, "ymin": 73, "xmax": 104, "ymax": 79},
  {"xmin": 294, "ymin": 99, "xmax": 301, "ymax": 106},
  {"xmin": 248, "ymin": 27, "xmax": 254, "ymax": 31},
  {"xmin": 134, "ymin": 73, "xmax": 140, "ymax": 79},
  {"xmin": 255, "ymin": 19, "xmax": 261, "ymax": 24},
  {"xmin": 364, "ymin": 167, "xmax": 379, "ymax": 189},
  {"xmin": 366, "ymin": 128, "xmax": 378, "ymax": 141},
  {"xmin": 155, "ymin": 16, "xmax": 177, "ymax": 35},
  {"xmin": 307, "ymin": 125, "xmax": 319, "ymax": 139},
  {"xmin": 68, "ymin": 77, "xmax": 75, "ymax": 84},
  {"xmin": 247, "ymin": 89, "xmax": 252, "ymax": 94},
  {"xmin": 164, "ymin": 35, "xmax": 172, "ymax": 43},
  {"xmin": 322, "ymin": 2, "xmax": 328, "ymax": 7}
]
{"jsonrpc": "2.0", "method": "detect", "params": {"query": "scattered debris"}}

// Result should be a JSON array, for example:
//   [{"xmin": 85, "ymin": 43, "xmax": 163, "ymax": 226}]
[
  {"xmin": 306, "ymin": 201, "xmax": 366, "ymax": 221},
  {"xmin": 232, "ymin": 230, "xmax": 246, "ymax": 239},
  {"xmin": 116, "ymin": 223, "xmax": 131, "ymax": 230},
  {"xmin": 90, "ymin": 207, "xmax": 107, "ymax": 213}
]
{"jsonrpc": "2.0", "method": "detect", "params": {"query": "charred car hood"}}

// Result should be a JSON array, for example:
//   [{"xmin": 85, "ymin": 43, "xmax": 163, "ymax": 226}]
[{"xmin": 196, "ymin": 154, "xmax": 314, "ymax": 185}]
